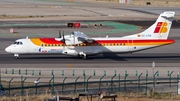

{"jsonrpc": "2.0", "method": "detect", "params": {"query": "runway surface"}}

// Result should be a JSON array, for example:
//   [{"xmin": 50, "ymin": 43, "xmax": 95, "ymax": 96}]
[
  {"xmin": 1, "ymin": 53, "xmax": 180, "ymax": 64},
  {"xmin": 0, "ymin": 53, "xmax": 179, "ymax": 70}
]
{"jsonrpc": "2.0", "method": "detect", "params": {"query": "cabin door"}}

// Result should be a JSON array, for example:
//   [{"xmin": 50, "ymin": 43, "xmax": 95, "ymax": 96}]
[{"xmin": 128, "ymin": 40, "xmax": 134, "ymax": 52}]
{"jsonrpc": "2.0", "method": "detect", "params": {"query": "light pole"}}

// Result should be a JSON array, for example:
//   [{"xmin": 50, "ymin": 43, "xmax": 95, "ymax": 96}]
[{"xmin": 34, "ymin": 80, "xmax": 39, "ymax": 95}]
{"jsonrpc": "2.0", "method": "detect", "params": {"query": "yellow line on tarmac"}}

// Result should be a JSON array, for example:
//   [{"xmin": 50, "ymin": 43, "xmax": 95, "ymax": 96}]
[{"xmin": 66, "ymin": 64, "xmax": 74, "ymax": 68}]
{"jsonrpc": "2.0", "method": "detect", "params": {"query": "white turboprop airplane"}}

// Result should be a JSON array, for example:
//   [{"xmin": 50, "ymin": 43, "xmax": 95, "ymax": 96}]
[{"xmin": 5, "ymin": 11, "xmax": 175, "ymax": 59}]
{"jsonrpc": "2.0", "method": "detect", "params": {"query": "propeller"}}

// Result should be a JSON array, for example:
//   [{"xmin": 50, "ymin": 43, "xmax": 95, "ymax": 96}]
[
  {"xmin": 59, "ymin": 30, "xmax": 65, "ymax": 43},
  {"xmin": 73, "ymin": 33, "xmax": 75, "ymax": 44},
  {"xmin": 62, "ymin": 31, "xmax": 66, "ymax": 51},
  {"xmin": 62, "ymin": 31, "xmax": 65, "ymax": 42},
  {"xmin": 59, "ymin": 30, "xmax": 61, "ymax": 38}
]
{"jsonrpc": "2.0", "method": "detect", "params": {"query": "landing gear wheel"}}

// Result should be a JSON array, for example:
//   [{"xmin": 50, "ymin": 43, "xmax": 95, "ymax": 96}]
[
  {"xmin": 14, "ymin": 54, "xmax": 19, "ymax": 59},
  {"xmin": 79, "ymin": 52, "xmax": 87, "ymax": 59},
  {"xmin": 82, "ymin": 55, "xmax": 87, "ymax": 60},
  {"xmin": 14, "ymin": 56, "xmax": 18, "ymax": 59}
]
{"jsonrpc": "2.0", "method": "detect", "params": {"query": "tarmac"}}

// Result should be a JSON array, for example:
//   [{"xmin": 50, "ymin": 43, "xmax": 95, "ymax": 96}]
[{"xmin": 0, "ymin": 0, "xmax": 180, "ymax": 21}]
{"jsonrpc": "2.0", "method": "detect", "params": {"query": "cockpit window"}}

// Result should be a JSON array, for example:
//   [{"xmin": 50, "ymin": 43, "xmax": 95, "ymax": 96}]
[
  {"xmin": 13, "ymin": 41, "xmax": 23, "ymax": 45},
  {"xmin": 13, "ymin": 42, "xmax": 17, "ymax": 44},
  {"xmin": 20, "ymin": 42, "xmax": 23, "ymax": 45}
]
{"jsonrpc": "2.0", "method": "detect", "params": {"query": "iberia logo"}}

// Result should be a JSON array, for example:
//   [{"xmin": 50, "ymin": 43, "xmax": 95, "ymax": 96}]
[{"xmin": 154, "ymin": 22, "xmax": 168, "ymax": 33}]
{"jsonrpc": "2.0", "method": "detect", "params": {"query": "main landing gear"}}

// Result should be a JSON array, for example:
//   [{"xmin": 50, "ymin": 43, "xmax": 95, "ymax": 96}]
[
  {"xmin": 82, "ymin": 55, "xmax": 88, "ymax": 59},
  {"xmin": 79, "ymin": 52, "xmax": 88, "ymax": 59},
  {"xmin": 14, "ymin": 54, "xmax": 19, "ymax": 59},
  {"xmin": 79, "ymin": 54, "xmax": 88, "ymax": 59}
]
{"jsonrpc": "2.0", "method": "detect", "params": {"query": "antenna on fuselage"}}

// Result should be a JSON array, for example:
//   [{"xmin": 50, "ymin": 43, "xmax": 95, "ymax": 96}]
[{"xmin": 26, "ymin": 36, "xmax": 29, "ymax": 39}]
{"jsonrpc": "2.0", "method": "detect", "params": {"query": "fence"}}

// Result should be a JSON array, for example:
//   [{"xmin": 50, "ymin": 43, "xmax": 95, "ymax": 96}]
[{"xmin": 0, "ymin": 69, "xmax": 180, "ymax": 96}]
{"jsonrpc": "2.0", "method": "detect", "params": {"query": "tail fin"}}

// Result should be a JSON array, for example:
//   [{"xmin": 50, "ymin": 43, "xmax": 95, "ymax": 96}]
[
  {"xmin": 123, "ymin": 11, "xmax": 175, "ymax": 39},
  {"xmin": 141, "ymin": 11, "xmax": 175, "ymax": 39}
]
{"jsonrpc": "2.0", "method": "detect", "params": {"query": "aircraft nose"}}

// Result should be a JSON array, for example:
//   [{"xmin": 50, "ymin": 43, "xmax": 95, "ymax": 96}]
[{"xmin": 5, "ymin": 46, "xmax": 11, "ymax": 53}]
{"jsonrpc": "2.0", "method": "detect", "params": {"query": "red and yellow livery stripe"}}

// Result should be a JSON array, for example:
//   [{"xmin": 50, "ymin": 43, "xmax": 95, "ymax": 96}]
[
  {"xmin": 30, "ymin": 38, "xmax": 174, "ymax": 46},
  {"xmin": 30, "ymin": 38, "xmax": 63, "ymax": 46}
]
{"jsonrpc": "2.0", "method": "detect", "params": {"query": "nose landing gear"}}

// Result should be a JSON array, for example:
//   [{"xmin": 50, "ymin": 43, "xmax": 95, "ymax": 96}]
[{"xmin": 14, "ymin": 54, "xmax": 19, "ymax": 59}]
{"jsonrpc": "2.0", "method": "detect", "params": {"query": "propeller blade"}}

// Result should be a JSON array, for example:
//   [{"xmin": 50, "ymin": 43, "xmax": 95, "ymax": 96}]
[
  {"xmin": 59, "ymin": 30, "xmax": 61, "ymax": 38},
  {"xmin": 62, "ymin": 31, "xmax": 65, "ymax": 42},
  {"xmin": 62, "ymin": 31, "xmax": 65, "ymax": 51},
  {"xmin": 74, "ymin": 37, "xmax": 75, "ymax": 44}
]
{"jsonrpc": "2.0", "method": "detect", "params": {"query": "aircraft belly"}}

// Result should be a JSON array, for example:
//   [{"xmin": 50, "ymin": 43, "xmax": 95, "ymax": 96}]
[
  {"xmin": 133, "ymin": 45, "xmax": 159, "ymax": 51},
  {"xmin": 74, "ymin": 46, "xmax": 102, "ymax": 55},
  {"xmin": 100, "ymin": 46, "xmax": 129, "ymax": 53}
]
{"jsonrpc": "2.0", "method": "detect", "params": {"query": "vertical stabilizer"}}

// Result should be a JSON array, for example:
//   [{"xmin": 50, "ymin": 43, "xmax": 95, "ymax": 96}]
[
  {"xmin": 122, "ymin": 11, "xmax": 175, "ymax": 39},
  {"xmin": 141, "ymin": 11, "xmax": 175, "ymax": 39}
]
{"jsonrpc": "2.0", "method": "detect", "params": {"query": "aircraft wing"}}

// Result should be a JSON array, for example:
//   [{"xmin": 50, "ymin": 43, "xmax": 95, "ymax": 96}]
[{"xmin": 72, "ymin": 31, "xmax": 94, "ymax": 43}]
